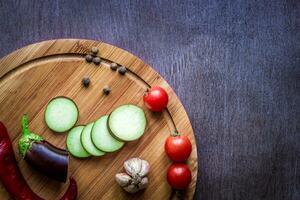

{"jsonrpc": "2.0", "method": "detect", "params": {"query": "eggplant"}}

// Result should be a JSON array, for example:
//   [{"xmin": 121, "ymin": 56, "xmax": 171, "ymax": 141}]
[{"xmin": 19, "ymin": 115, "xmax": 68, "ymax": 182}]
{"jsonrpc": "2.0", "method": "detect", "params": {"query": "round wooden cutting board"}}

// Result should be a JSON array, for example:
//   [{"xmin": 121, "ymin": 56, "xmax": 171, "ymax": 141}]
[{"xmin": 0, "ymin": 39, "xmax": 197, "ymax": 200}]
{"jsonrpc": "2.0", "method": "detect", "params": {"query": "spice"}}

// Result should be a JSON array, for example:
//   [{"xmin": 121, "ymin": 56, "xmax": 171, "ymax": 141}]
[
  {"xmin": 103, "ymin": 86, "xmax": 111, "ymax": 95},
  {"xmin": 85, "ymin": 54, "xmax": 93, "ymax": 63},
  {"xmin": 118, "ymin": 66, "xmax": 127, "ymax": 75},
  {"xmin": 110, "ymin": 63, "xmax": 118, "ymax": 71},
  {"xmin": 82, "ymin": 76, "xmax": 90, "ymax": 87},
  {"xmin": 93, "ymin": 57, "xmax": 101, "ymax": 65},
  {"xmin": 91, "ymin": 47, "xmax": 99, "ymax": 55}
]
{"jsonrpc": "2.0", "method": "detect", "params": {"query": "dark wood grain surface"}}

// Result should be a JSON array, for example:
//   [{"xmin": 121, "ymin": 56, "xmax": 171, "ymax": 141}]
[{"xmin": 0, "ymin": 1, "xmax": 299, "ymax": 199}]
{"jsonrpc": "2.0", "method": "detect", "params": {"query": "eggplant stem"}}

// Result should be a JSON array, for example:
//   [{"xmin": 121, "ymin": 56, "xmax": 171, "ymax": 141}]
[
  {"xmin": 22, "ymin": 114, "xmax": 30, "ymax": 136},
  {"xmin": 19, "ymin": 114, "xmax": 43, "ymax": 158}
]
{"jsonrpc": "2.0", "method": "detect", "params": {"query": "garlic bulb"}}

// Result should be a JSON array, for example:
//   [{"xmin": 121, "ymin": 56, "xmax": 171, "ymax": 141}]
[{"xmin": 115, "ymin": 158, "xmax": 150, "ymax": 193}]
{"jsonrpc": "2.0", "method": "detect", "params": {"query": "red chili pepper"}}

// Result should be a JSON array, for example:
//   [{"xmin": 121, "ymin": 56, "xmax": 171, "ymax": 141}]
[
  {"xmin": 60, "ymin": 177, "xmax": 77, "ymax": 200},
  {"xmin": 0, "ymin": 121, "xmax": 77, "ymax": 200}
]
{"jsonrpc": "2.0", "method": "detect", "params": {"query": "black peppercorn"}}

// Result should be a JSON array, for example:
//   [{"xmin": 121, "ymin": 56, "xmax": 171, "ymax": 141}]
[
  {"xmin": 85, "ymin": 54, "xmax": 93, "ymax": 63},
  {"xmin": 110, "ymin": 63, "xmax": 118, "ymax": 71},
  {"xmin": 91, "ymin": 47, "xmax": 99, "ymax": 55},
  {"xmin": 118, "ymin": 66, "xmax": 127, "ymax": 75},
  {"xmin": 103, "ymin": 86, "xmax": 111, "ymax": 95},
  {"xmin": 93, "ymin": 57, "xmax": 101, "ymax": 65},
  {"xmin": 82, "ymin": 76, "xmax": 90, "ymax": 87}
]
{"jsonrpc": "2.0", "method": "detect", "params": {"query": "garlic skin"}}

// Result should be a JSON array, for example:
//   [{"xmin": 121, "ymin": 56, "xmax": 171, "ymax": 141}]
[
  {"xmin": 115, "ymin": 173, "xmax": 131, "ymax": 187},
  {"xmin": 124, "ymin": 157, "xmax": 143, "ymax": 176},
  {"xmin": 123, "ymin": 184, "xmax": 139, "ymax": 194},
  {"xmin": 139, "ymin": 160, "xmax": 150, "ymax": 177},
  {"xmin": 138, "ymin": 177, "xmax": 148, "ymax": 189},
  {"xmin": 116, "ymin": 158, "xmax": 150, "ymax": 194}
]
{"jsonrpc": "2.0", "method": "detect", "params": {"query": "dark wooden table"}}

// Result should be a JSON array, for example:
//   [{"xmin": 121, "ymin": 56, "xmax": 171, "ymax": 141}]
[{"xmin": 0, "ymin": 1, "xmax": 299, "ymax": 199}]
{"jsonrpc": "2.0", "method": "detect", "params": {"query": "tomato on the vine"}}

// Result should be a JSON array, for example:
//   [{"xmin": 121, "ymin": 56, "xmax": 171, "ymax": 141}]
[
  {"xmin": 167, "ymin": 163, "xmax": 192, "ymax": 189},
  {"xmin": 165, "ymin": 132, "xmax": 192, "ymax": 161},
  {"xmin": 143, "ymin": 86, "xmax": 168, "ymax": 112}
]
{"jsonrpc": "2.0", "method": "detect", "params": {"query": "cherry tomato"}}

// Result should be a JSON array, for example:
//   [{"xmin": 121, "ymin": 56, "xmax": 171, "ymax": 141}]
[
  {"xmin": 165, "ymin": 133, "xmax": 192, "ymax": 161},
  {"xmin": 167, "ymin": 163, "xmax": 192, "ymax": 189},
  {"xmin": 143, "ymin": 86, "xmax": 168, "ymax": 112}
]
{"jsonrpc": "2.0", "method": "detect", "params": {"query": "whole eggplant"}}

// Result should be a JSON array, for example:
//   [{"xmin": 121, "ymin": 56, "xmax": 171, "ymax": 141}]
[{"xmin": 19, "ymin": 114, "xmax": 68, "ymax": 182}]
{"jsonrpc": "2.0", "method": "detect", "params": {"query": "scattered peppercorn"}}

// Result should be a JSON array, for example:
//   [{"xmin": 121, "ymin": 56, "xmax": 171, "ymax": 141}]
[
  {"xmin": 93, "ymin": 57, "xmax": 101, "ymax": 65},
  {"xmin": 118, "ymin": 66, "xmax": 127, "ymax": 75},
  {"xmin": 110, "ymin": 63, "xmax": 118, "ymax": 71},
  {"xmin": 103, "ymin": 86, "xmax": 111, "ymax": 95},
  {"xmin": 91, "ymin": 47, "xmax": 99, "ymax": 55},
  {"xmin": 82, "ymin": 76, "xmax": 90, "ymax": 87},
  {"xmin": 85, "ymin": 54, "xmax": 93, "ymax": 63}
]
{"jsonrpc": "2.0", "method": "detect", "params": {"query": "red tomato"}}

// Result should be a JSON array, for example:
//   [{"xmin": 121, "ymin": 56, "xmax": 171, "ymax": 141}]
[
  {"xmin": 167, "ymin": 163, "xmax": 192, "ymax": 189},
  {"xmin": 143, "ymin": 86, "xmax": 168, "ymax": 112},
  {"xmin": 165, "ymin": 134, "xmax": 192, "ymax": 161}
]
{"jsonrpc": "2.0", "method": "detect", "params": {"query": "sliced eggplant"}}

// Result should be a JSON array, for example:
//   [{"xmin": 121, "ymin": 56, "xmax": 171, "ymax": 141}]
[
  {"xmin": 91, "ymin": 115, "xmax": 124, "ymax": 152},
  {"xmin": 108, "ymin": 104, "xmax": 146, "ymax": 141},
  {"xmin": 45, "ymin": 97, "xmax": 79, "ymax": 133},
  {"xmin": 67, "ymin": 126, "xmax": 91, "ymax": 158},
  {"xmin": 81, "ymin": 122, "xmax": 105, "ymax": 156}
]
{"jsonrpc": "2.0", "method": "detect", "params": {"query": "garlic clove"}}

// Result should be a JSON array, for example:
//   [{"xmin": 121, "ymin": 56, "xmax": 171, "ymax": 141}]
[
  {"xmin": 124, "ymin": 157, "xmax": 142, "ymax": 176},
  {"xmin": 115, "ymin": 173, "xmax": 132, "ymax": 187},
  {"xmin": 138, "ymin": 177, "xmax": 149, "ymax": 190},
  {"xmin": 123, "ymin": 184, "xmax": 140, "ymax": 194},
  {"xmin": 139, "ymin": 160, "xmax": 150, "ymax": 177}
]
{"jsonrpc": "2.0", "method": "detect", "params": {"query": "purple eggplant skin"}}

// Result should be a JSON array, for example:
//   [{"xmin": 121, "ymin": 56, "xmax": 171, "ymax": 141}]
[{"xmin": 25, "ymin": 141, "xmax": 69, "ymax": 182}]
